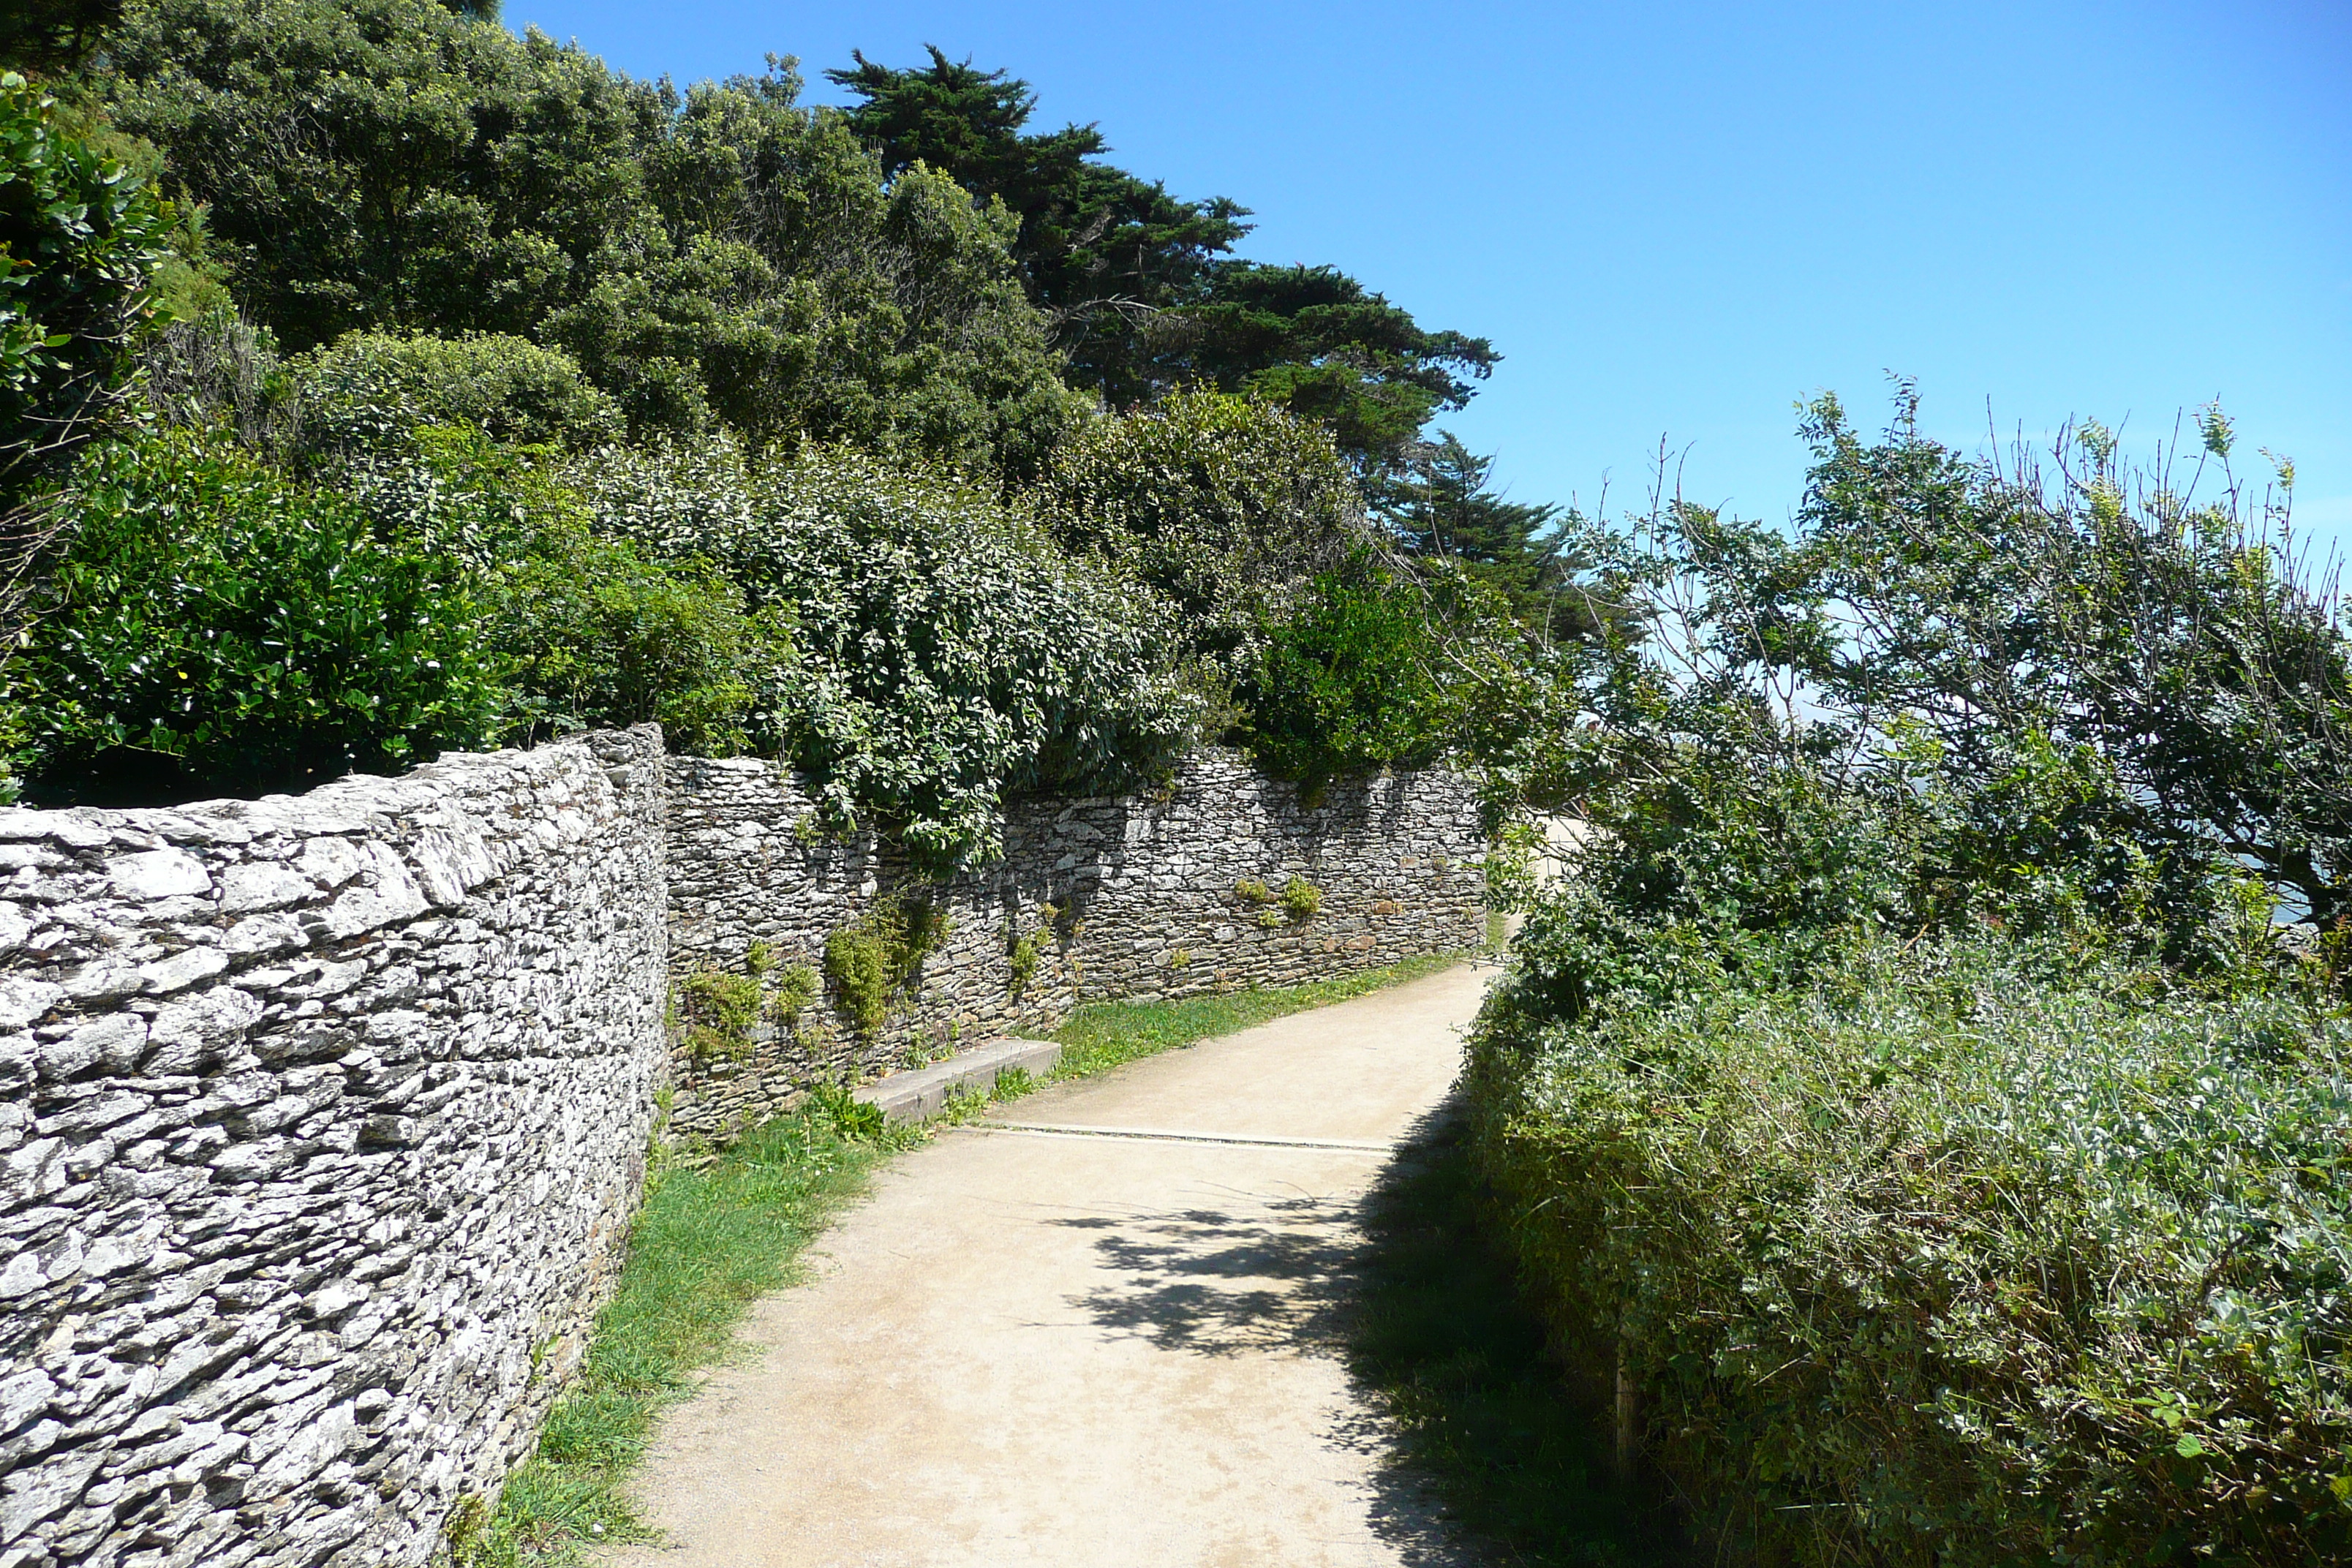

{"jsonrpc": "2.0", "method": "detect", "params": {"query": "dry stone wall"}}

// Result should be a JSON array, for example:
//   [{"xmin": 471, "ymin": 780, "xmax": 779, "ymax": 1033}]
[
  {"xmin": 0, "ymin": 728, "xmax": 668, "ymax": 1568},
  {"xmin": 0, "ymin": 727, "xmax": 1484, "ymax": 1567},
  {"xmin": 663, "ymin": 750, "xmax": 1485, "ymax": 1140}
]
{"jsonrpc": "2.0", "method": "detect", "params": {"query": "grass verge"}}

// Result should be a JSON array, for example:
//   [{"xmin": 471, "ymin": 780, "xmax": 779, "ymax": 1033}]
[
  {"xmin": 1349, "ymin": 1112, "xmax": 1684, "ymax": 1566},
  {"xmin": 457, "ymin": 948, "xmax": 1473, "ymax": 1564},
  {"xmin": 450, "ymin": 1104, "xmax": 916, "ymax": 1565},
  {"xmin": 1038, "ymin": 949, "xmax": 1467, "ymax": 1081}
]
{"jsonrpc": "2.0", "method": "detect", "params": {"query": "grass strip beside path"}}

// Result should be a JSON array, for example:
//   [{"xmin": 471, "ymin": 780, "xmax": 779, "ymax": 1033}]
[
  {"xmin": 457, "ymin": 950, "xmax": 1470, "ymax": 1564},
  {"xmin": 451, "ymin": 1110, "xmax": 913, "ymax": 1565},
  {"xmin": 1041, "ymin": 949, "xmax": 1468, "ymax": 1080}
]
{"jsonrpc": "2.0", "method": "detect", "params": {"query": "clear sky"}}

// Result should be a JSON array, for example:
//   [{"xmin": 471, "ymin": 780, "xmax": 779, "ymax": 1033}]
[{"xmin": 507, "ymin": 0, "xmax": 2351, "ymax": 541}]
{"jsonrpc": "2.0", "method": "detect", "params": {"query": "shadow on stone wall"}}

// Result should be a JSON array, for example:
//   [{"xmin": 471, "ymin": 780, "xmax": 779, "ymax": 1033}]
[{"xmin": 661, "ymin": 750, "xmax": 1488, "ymax": 1143}]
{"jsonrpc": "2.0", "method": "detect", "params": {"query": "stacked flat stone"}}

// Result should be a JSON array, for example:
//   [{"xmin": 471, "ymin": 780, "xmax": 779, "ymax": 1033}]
[
  {"xmin": 663, "ymin": 750, "xmax": 1485, "ymax": 1142},
  {"xmin": 0, "ymin": 728, "xmax": 1482, "ymax": 1566},
  {"xmin": 0, "ymin": 728, "xmax": 668, "ymax": 1568}
]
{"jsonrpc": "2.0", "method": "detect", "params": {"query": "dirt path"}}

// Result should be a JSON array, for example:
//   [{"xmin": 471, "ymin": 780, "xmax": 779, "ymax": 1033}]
[{"xmin": 601, "ymin": 962, "xmax": 1496, "ymax": 1568}]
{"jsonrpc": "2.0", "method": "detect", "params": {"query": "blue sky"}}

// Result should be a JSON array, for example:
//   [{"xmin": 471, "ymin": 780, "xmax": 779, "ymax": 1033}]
[{"xmin": 508, "ymin": 0, "xmax": 2352, "ymax": 542}]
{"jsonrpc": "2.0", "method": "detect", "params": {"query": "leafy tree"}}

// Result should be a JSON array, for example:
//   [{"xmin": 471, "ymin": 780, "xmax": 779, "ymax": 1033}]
[
  {"xmin": 0, "ymin": 70, "xmax": 173, "ymax": 521},
  {"xmin": 555, "ymin": 60, "xmax": 1076, "ymax": 470},
  {"xmin": 1177, "ymin": 263, "xmax": 1496, "ymax": 470},
  {"xmin": 829, "ymin": 48, "xmax": 1496, "ymax": 467},
  {"xmin": 1234, "ymin": 569, "xmax": 1444, "ymax": 789},
  {"xmin": 103, "ymin": 7, "xmax": 1074, "ymax": 471},
  {"xmin": 1501, "ymin": 388, "xmax": 2352, "ymax": 968},
  {"xmin": 106, "ymin": 0, "xmax": 663, "ymax": 352},
  {"xmin": 827, "ymin": 46, "xmax": 1245, "ymax": 405},
  {"xmin": 1786, "ymin": 388, "xmax": 2352, "ymax": 936}
]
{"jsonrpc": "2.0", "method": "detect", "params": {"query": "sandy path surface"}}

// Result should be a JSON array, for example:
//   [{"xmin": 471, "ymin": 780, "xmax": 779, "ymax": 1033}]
[{"xmin": 599, "ymin": 962, "xmax": 1494, "ymax": 1568}]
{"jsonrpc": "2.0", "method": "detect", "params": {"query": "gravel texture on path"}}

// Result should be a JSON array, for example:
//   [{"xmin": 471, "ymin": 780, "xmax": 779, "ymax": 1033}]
[{"xmin": 600, "ymin": 962, "xmax": 1496, "ymax": 1568}]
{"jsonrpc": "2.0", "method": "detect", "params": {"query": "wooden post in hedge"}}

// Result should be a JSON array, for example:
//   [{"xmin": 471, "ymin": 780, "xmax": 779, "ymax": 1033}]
[{"xmin": 1614, "ymin": 1338, "xmax": 1638, "ymax": 1483}]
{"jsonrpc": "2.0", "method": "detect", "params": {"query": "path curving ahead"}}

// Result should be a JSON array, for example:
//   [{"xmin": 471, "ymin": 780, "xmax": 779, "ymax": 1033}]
[{"xmin": 602, "ymin": 962, "xmax": 1496, "ymax": 1568}]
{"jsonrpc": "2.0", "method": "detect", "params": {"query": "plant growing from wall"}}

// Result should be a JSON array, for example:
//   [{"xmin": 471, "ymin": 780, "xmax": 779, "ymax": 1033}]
[
  {"xmin": 823, "ymin": 894, "xmax": 950, "ymax": 1041},
  {"xmin": 1234, "ymin": 877, "xmax": 1272, "ymax": 904},
  {"xmin": 677, "ymin": 968, "xmax": 761, "ymax": 1058},
  {"xmin": 1006, "ymin": 925, "xmax": 1047, "ymax": 997},
  {"xmin": 823, "ymin": 926, "xmax": 892, "ymax": 1041},
  {"xmin": 769, "ymin": 962, "xmax": 818, "ymax": 1028},
  {"xmin": 1280, "ymin": 876, "xmax": 1323, "ymax": 921}
]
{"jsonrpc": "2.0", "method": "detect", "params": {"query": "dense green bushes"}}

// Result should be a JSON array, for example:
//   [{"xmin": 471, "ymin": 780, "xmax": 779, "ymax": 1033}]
[
  {"xmin": 7, "ymin": 429, "xmax": 502, "ymax": 802},
  {"xmin": 1464, "ymin": 393, "xmax": 2352, "ymax": 1561},
  {"xmin": 577, "ymin": 438, "xmax": 1196, "ymax": 868},
  {"xmin": 0, "ymin": 0, "xmax": 1564, "ymax": 848},
  {"xmin": 1468, "ymin": 923, "xmax": 2352, "ymax": 1564},
  {"xmin": 491, "ymin": 530, "xmax": 789, "ymax": 755}
]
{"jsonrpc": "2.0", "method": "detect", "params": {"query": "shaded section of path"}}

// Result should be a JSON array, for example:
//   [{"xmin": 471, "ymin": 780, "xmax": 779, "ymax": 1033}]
[{"xmin": 603, "ymin": 964, "xmax": 1496, "ymax": 1567}]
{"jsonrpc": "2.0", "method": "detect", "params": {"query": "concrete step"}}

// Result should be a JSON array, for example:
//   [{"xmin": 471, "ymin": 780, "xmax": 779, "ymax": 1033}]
[{"xmin": 853, "ymin": 1036, "xmax": 1063, "ymax": 1124}]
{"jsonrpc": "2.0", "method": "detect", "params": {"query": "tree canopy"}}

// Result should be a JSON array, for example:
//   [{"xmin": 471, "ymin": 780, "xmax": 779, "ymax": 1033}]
[
  {"xmin": 103, "ymin": 5, "xmax": 1074, "ymax": 470},
  {"xmin": 827, "ymin": 45, "xmax": 1247, "ymax": 411},
  {"xmin": 828, "ymin": 47, "xmax": 1496, "ymax": 471}
]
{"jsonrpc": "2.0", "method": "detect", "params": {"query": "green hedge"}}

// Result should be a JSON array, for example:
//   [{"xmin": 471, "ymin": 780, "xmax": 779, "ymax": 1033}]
[
  {"xmin": 1466, "ymin": 909, "xmax": 2352, "ymax": 1564},
  {"xmin": 8, "ymin": 429, "xmax": 502, "ymax": 804}
]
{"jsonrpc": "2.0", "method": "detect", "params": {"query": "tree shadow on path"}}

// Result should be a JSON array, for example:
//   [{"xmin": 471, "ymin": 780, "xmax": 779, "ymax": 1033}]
[{"xmin": 1047, "ymin": 1103, "xmax": 1690, "ymax": 1567}]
